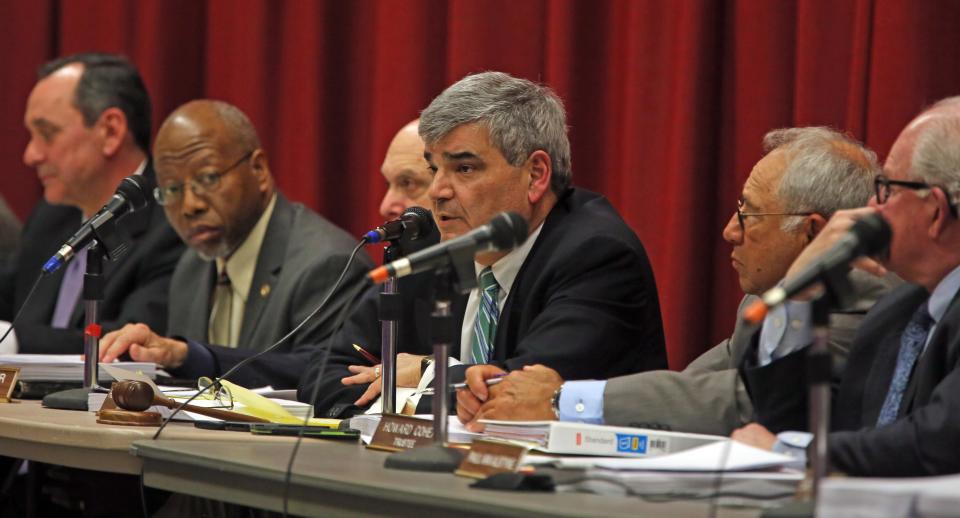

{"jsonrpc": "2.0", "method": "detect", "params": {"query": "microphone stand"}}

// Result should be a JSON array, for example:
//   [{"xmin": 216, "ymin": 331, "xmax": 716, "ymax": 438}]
[
  {"xmin": 43, "ymin": 217, "xmax": 131, "ymax": 411},
  {"xmin": 379, "ymin": 243, "xmax": 402, "ymax": 414},
  {"xmin": 805, "ymin": 269, "xmax": 851, "ymax": 501},
  {"xmin": 385, "ymin": 240, "xmax": 477, "ymax": 472}
]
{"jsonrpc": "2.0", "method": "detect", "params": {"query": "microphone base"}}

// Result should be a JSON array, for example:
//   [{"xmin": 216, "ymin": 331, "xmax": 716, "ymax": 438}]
[{"xmin": 383, "ymin": 444, "xmax": 466, "ymax": 472}]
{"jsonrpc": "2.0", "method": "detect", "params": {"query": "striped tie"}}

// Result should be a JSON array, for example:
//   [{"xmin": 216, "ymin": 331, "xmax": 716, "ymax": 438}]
[{"xmin": 470, "ymin": 267, "xmax": 500, "ymax": 364}]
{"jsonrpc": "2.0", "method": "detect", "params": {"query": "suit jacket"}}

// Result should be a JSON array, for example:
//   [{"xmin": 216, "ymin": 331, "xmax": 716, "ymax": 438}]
[
  {"xmin": 603, "ymin": 270, "xmax": 895, "ymax": 435},
  {"xmin": 742, "ymin": 282, "xmax": 960, "ymax": 476},
  {"xmin": 0, "ymin": 164, "xmax": 184, "ymax": 353},
  {"xmin": 166, "ymin": 193, "xmax": 372, "ymax": 389},
  {"xmin": 301, "ymin": 187, "xmax": 667, "ymax": 417}
]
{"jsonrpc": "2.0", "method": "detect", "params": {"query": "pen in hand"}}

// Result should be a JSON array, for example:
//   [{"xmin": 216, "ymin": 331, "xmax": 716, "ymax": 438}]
[
  {"xmin": 352, "ymin": 343, "xmax": 380, "ymax": 364},
  {"xmin": 419, "ymin": 375, "xmax": 504, "ymax": 395}
]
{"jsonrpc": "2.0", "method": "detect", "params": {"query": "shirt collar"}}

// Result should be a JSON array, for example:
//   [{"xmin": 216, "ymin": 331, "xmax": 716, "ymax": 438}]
[
  {"xmin": 215, "ymin": 194, "xmax": 277, "ymax": 303},
  {"xmin": 132, "ymin": 159, "xmax": 147, "ymax": 176},
  {"xmin": 927, "ymin": 263, "xmax": 960, "ymax": 324},
  {"xmin": 474, "ymin": 222, "xmax": 544, "ymax": 296}
]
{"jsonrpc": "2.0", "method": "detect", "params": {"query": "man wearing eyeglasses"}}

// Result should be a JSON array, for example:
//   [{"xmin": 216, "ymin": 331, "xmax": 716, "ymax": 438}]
[
  {"xmin": 733, "ymin": 97, "xmax": 960, "ymax": 476},
  {"xmin": 0, "ymin": 53, "xmax": 183, "ymax": 355},
  {"xmin": 99, "ymin": 99, "xmax": 372, "ymax": 389},
  {"xmin": 457, "ymin": 127, "xmax": 896, "ymax": 435}
]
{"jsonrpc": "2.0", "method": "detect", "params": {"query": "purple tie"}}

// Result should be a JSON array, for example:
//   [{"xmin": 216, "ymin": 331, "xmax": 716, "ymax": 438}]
[{"xmin": 50, "ymin": 248, "xmax": 87, "ymax": 328}]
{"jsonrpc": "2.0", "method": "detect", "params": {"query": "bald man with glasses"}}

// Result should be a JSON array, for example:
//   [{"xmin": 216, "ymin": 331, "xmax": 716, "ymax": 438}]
[{"xmin": 99, "ymin": 100, "xmax": 372, "ymax": 389}]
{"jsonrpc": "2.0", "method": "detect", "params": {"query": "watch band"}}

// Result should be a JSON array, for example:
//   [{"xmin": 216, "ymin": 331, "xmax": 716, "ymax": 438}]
[{"xmin": 550, "ymin": 385, "xmax": 563, "ymax": 420}]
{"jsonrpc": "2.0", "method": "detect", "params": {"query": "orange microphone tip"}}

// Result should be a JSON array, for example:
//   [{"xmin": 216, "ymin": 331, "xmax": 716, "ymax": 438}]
[
  {"xmin": 368, "ymin": 266, "xmax": 390, "ymax": 284},
  {"xmin": 743, "ymin": 300, "xmax": 768, "ymax": 325}
]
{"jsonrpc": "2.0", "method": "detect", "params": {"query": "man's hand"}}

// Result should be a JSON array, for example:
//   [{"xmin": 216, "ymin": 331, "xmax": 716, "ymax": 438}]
[
  {"xmin": 459, "ymin": 364, "xmax": 563, "ymax": 432},
  {"xmin": 456, "ymin": 364, "xmax": 508, "ymax": 426},
  {"xmin": 343, "ymin": 352, "xmax": 427, "ymax": 407},
  {"xmin": 99, "ymin": 323, "xmax": 188, "ymax": 368},
  {"xmin": 787, "ymin": 207, "xmax": 888, "ymax": 285},
  {"xmin": 731, "ymin": 423, "xmax": 777, "ymax": 451}
]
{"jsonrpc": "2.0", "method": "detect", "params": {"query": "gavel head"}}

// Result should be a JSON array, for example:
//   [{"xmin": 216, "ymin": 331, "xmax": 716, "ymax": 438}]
[{"xmin": 112, "ymin": 380, "xmax": 156, "ymax": 411}]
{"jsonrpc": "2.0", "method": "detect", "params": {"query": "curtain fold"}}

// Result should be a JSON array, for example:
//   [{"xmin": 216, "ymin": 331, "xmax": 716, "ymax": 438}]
[{"xmin": 1, "ymin": 0, "xmax": 958, "ymax": 369}]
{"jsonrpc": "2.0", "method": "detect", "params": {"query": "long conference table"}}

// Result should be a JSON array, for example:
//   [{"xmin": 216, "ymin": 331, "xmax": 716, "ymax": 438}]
[{"xmin": 0, "ymin": 400, "xmax": 772, "ymax": 517}]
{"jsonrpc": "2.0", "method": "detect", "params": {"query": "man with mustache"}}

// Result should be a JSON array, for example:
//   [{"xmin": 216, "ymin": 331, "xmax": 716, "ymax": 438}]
[
  {"xmin": 301, "ymin": 71, "xmax": 667, "ymax": 417},
  {"xmin": 734, "ymin": 97, "xmax": 960, "ymax": 477},
  {"xmin": 0, "ymin": 53, "xmax": 183, "ymax": 354},
  {"xmin": 457, "ymin": 127, "xmax": 894, "ymax": 434},
  {"xmin": 99, "ymin": 99, "xmax": 371, "ymax": 389}
]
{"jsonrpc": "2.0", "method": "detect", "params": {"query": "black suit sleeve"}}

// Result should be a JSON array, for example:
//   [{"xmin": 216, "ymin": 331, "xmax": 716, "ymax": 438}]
[
  {"xmin": 496, "ymin": 233, "xmax": 666, "ymax": 380},
  {"xmin": 828, "ymin": 360, "xmax": 960, "ymax": 477},
  {"xmin": 297, "ymin": 283, "xmax": 380, "ymax": 417}
]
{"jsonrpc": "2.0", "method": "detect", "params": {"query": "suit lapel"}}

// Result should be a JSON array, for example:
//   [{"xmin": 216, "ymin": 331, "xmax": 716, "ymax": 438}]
[{"xmin": 238, "ymin": 196, "xmax": 291, "ymax": 349}]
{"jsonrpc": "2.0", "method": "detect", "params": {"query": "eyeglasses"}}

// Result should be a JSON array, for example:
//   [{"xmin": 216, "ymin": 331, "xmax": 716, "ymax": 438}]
[
  {"xmin": 736, "ymin": 197, "xmax": 813, "ymax": 232},
  {"xmin": 873, "ymin": 174, "xmax": 934, "ymax": 205},
  {"xmin": 153, "ymin": 150, "xmax": 254, "ymax": 206}
]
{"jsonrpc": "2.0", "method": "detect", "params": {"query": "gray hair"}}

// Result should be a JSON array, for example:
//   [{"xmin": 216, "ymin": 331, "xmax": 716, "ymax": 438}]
[
  {"xmin": 763, "ymin": 127, "xmax": 880, "ymax": 232},
  {"xmin": 419, "ymin": 71, "xmax": 572, "ymax": 194},
  {"xmin": 910, "ymin": 117, "xmax": 960, "ymax": 207},
  {"xmin": 911, "ymin": 98, "xmax": 960, "ymax": 209}
]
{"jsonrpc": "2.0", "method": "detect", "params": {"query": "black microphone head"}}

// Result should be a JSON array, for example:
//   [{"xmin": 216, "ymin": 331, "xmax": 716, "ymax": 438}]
[
  {"xmin": 400, "ymin": 206, "xmax": 433, "ymax": 241},
  {"xmin": 488, "ymin": 212, "xmax": 528, "ymax": 251},
  {"xmin": 116, "ymin": 174, "xmax": 150, "ymax": 211},
  {"xmin": 851, "ymin": 212, "xmax": 892, "ymax": 256}
]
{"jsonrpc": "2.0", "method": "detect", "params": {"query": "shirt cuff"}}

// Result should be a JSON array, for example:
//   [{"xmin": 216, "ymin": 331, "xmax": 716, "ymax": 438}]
[
  {"xmin": 558, "ymin": 380, "xmax": 606, "ymax": 424},
  {"xmin": 772, "ymin": 430, "xmax": 813, "ymax": 465},
  {"xmin": 758, "ymin": 299, "xmax": 813, "ymax": 366}
]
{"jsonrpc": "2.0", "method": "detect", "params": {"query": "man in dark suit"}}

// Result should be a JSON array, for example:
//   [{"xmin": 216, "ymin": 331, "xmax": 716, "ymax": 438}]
[
  {"xmin": 0, "ymin": 52, "xmax": 183, "ymax": 354},
  {"xmin": 457, "ymin": 127, "xmax": 895, "ymax": 435},
  {"xmin": 734, "ymin": 97, "xmax": 960, "ymax": 477},
  {"xmin": 98, "ymin": 100, "xmax": 371, "ymax": 389},
  {"xmin": 300, "ymin": 71, "xmax": 666, "ymax": 418}
]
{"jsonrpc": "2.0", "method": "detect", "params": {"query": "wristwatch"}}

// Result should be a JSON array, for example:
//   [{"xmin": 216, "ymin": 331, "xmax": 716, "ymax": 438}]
[{"xmin": 550, "ymin": 385, "xmax": 563, "ymax": 420}]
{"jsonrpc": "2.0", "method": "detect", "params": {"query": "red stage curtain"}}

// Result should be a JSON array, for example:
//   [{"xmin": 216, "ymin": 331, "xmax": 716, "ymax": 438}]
[{"xmin": 1, "ymin": 0, "xmax": 958, "ymax": 370}]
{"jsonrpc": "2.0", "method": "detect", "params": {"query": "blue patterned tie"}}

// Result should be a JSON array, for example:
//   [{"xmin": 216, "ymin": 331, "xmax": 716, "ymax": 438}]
[
  {"xmin": 876, "ymin": 303, "xmax": 935, "ymax": 427},
  {"xmin": 470, "ymin": 267, "xmax": 500, "ymax": 364},
  {"xmin": 51, "ymin": 248, "xmax": 87, "ymax": 328}
]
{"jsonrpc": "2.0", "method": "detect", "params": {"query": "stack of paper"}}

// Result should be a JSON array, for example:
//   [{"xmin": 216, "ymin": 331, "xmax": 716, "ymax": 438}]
[
  {"xmin": 480, "ymin": 420, "xmax": 723, "ymax": 457},
  {"xmin": 0, "ymin": 354, "xmax": 156, "ymax": 381},
  {"xmin": 538, "ymin": 441, "xmax": 804, "ymax": 500},
  {"xmin": 818, "ymin": 473, "xmax": 960, "ymax": 517}
]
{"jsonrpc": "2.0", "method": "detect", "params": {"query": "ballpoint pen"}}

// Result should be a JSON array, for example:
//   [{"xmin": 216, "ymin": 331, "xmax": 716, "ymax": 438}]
[
  {"xmin": 419, "ymin": 376, "xmax": 504, "ymax": 395},
  {"xmin": 352, "ymin": 343, "xmax": 380, "ymax": 364}
]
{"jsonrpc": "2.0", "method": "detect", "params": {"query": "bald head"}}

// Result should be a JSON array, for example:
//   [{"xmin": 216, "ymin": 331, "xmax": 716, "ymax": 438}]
[
  {"xmin": 154, "ymin": 100, "xmax": 273, "ymax": 259},
  {"xmin": 379, "ymin": 119, "xmax": 431, "ymax": 219}
]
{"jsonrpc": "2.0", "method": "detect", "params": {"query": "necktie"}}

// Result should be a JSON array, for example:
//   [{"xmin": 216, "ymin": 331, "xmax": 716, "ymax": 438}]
[
  {"xmin": 876, "ymin": 303, "xmax": 935, "ymax": 426},
  {"xmin": 51, "ymin": 248, "xmax": 87, "ymax": 328},
  {"xmin": 208, "ymin": 267, "xmax": 234, "ymax": 346},
  {"xmin": 470, "ymin": 267, "xmax": 500, "ymax": 364}
]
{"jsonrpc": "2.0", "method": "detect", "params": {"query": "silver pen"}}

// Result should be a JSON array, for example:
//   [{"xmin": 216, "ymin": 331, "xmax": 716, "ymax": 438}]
[{"xmin": 419, "ymin": 376, "xmax": 504, "ymax": 395}]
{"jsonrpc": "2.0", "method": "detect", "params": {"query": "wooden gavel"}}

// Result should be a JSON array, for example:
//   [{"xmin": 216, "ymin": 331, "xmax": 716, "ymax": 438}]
[{"xmin": 112, "ymin": 380, "xmax": 268, "ymax": 423}]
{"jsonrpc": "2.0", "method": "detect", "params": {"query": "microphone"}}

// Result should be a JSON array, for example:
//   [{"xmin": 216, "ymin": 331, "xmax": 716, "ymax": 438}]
[
  {"xmin": 367, "ymin": 211, "xmax": 528, "ymax": 284},
  {"xmin": 743, "ymin": 213, "xmax": 891, "ymax": 324},
  {"xmin": 42, "ymin": 175, "xmax": 150, "ymax": 275},
  {"xmin": 362, "ymin": 206, "xmax": 432, "ymax": 243}
]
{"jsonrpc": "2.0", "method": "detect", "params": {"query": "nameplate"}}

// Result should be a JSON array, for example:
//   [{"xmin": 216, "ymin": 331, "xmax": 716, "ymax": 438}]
[
  {"xmin": 0, "ymin": 366, "xmax": 20, "ymax": 403},
  {"xmin": 367, "ymin": 414, "xmax": 435, "ymax": 452},
  {"xmin": 455, "ymin": 439, "xmax": 527, "ymax": 479}
]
